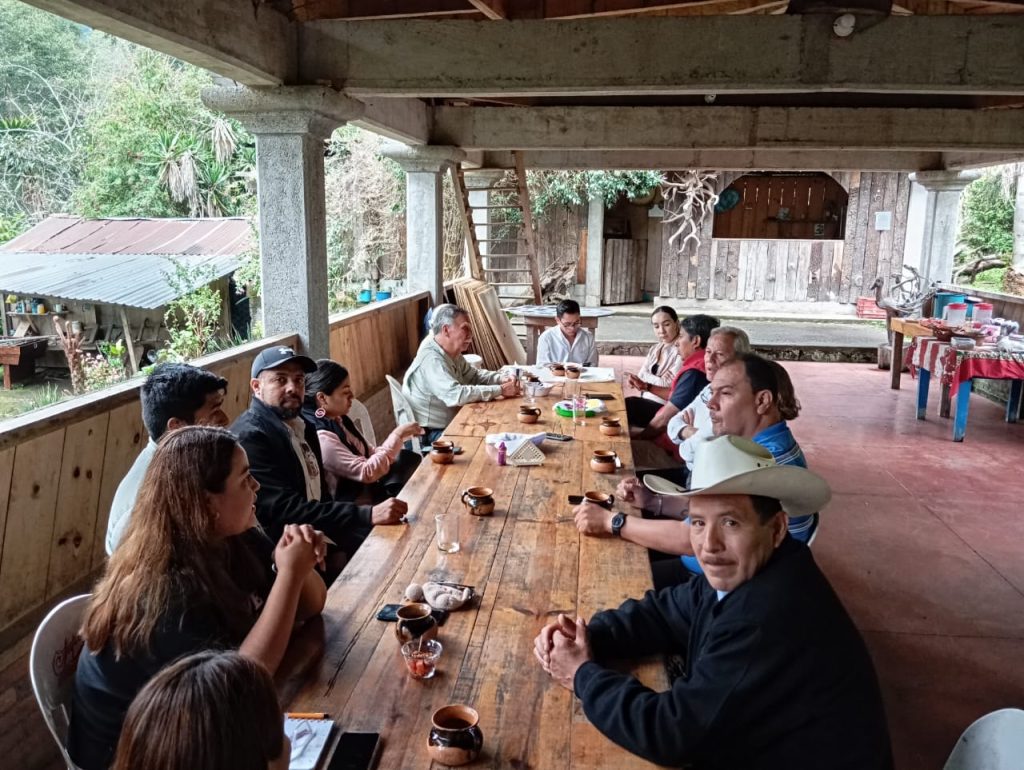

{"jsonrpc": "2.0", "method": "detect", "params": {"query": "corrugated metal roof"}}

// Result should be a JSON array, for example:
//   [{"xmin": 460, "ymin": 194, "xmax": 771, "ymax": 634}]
[
  {"xmin": 2, "ymin": 215, "xmax": 252, "ymax": 256},
  {"xmin": 0, "ymin": 253, "xmax": 243, "ymax": 309},
  {"xmin": 0, "ymin": 216, "xmax": 253, "ymax": 309}
]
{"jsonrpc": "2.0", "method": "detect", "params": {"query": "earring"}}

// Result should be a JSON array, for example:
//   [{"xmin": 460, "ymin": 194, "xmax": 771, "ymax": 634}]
[{"xmin": 315, "ymin": 407, "xmax": 326, "ymax": 419}]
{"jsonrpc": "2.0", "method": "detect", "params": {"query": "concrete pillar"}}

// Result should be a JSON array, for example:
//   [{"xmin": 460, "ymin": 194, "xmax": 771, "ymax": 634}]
[
  {"xmin": 909, "ymin": 170, "xmax": 981, "ymax": 287},
  {"xmin": 382, "ymin": 143, "xmax": 466, "ymax": 306},
  {"xmin": 585, "ymin": 195, "xmax": 605, "ymax": 307},
  {"xmin": 201, "ymin": 86, "xmax": 362, "ymax": 358}
]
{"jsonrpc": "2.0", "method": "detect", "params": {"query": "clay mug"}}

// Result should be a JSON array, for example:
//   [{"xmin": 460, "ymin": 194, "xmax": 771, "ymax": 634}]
[
  {"xmin": 517, "ymin": 406, "xmax": 541, "ymax": 424},
  {"xmin": 550, "ymin": 363, "xmax": 566, "ymax": 376},
  {"xmin": 599, "ymin": 417, "xmax": 622, "ymax": 436},
  {"xmin": 584, "ymin": 491, "xmax": 615, "ymax": 509},
  {"xmin": 590, "ymin": 449, "xmax": 617, "ymax": 474},
  {"xmin": 430, "ymin": 440, "xmax": 455, "ymax": 465},
  {"xmin": 461, "ymin": 486, "xmax": 495, "ymax": 516},
  {"xmin": 395, "ymin": 602, "xmax": 439, "ymax": 645},
  {"xmin": 427, "ymin": 705, "xmax": 484, "ymax": 767},
  {"xmin": 564, "ymin": 365, "xmax": 582, "ymax": 380}
]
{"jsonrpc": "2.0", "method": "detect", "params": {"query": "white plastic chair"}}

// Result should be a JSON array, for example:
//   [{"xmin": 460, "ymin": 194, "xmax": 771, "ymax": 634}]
[
  {"xmin": 347, "ymin": 398, "xmax": 377, "ymax": 447},
  {"xmin": 385, "ymin": 375, "xmax": 422, "ymax": 454},
  {"xmin": 30, "ymin": 594, "xmax": 91, "ymax": 770},
  {"xmin": 944, "ymin": 708, "xmax": 1024, "ymax": 770}
]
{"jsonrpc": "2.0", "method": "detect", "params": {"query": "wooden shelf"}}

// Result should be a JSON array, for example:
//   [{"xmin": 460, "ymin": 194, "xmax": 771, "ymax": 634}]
[{"xmin": 7, "ymin": 311, "xmax": 67, "ymax": 316}]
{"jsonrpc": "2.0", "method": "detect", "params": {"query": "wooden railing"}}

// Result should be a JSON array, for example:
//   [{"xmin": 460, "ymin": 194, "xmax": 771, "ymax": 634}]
[
  {"xmin": 327, "ymin": 291, "xmax": 431, "ymax": 401},
  {"xmin": 0, "ymin": 289, "xmax": 432, "ymax": 647}
]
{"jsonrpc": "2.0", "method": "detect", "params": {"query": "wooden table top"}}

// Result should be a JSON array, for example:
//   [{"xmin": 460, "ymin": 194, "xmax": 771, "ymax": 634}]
[
  {"xmin": 281, "ymin": 383, "xmax": 667, "ymax": 769},
  {"xmin": 889, "ymin": 317, "xmax": 933, "ymax": 337}
]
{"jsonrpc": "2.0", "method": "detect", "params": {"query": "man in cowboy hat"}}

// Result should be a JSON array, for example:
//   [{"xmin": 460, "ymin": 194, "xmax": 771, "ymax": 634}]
[{"xmin": 535, "ymin": 436, "xmax": 893, "ymax": 770}]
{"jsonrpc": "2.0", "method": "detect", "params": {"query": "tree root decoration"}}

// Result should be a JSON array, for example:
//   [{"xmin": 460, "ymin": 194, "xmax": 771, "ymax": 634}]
[{"xmin": 661, "ymin": 170, "xmax": 719, "ymax": 254}]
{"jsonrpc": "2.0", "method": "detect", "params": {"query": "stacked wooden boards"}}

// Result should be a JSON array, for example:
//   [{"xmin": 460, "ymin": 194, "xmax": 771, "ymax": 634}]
[{"xmin": 452, "ymin": 278, "xmax": 527, "ymax": 369}]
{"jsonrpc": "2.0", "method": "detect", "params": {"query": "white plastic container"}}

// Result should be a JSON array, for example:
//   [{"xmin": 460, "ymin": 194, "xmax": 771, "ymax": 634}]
[
  {"xmin": 972, "ymin": 302, "xmax": 993, "ymax": 325},
  {"xmin": 943, "ymin": 302, "xmax": 968, "ymax": 326}
]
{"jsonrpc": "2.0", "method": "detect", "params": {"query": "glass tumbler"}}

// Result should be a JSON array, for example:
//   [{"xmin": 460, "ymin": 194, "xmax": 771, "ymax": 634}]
[{"xmin": 435, "ymin": 513, "xmax": 460, "ymax": 553}]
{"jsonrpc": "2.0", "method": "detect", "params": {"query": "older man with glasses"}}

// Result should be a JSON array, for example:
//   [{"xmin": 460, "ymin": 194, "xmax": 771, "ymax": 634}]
[{"xmin": 536, "ymin": 299, "xmax": 597, "ymax": 366}]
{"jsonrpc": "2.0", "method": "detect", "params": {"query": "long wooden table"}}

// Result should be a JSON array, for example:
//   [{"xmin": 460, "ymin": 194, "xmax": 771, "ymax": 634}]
[{"xmin": 281, "ymin": 383, "xmax": 668, "ymax": 768}]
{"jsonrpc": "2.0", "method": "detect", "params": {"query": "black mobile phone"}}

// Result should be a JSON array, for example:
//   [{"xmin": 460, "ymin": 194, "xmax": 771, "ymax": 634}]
[
  {"xmin": 327, "ymin": 732, "xmax": 382, "ymax": 770},
  {"xmin": 584, "ymin": 392, "xmax": 615, "ymax": 400},
  {"xmin": 545, "ymin": 432, "xmax": 573, "ymax": 442}
]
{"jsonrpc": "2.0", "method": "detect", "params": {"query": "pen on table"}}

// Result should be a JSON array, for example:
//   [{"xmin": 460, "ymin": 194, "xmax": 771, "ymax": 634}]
[{"xmin": 286, "ymin": 712, "xmax": 331, "ymax": 720}]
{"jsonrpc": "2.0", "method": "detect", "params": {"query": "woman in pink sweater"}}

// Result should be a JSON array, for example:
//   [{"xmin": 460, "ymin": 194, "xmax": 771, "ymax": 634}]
[{"xmin": 302, "ymin": 360, "xmax": 423, "ymax": 504}]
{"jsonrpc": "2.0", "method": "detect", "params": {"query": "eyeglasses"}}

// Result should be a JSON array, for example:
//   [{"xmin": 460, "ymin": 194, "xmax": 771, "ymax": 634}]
[{"xmin": 559, "ymin": 320, "xmax": 582, "ymax": 329}]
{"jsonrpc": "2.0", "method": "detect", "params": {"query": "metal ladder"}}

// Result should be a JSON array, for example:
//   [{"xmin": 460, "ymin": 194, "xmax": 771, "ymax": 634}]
[{"xmin": 452, "ymin": 151, "xmax": 542, "ymax": 306}]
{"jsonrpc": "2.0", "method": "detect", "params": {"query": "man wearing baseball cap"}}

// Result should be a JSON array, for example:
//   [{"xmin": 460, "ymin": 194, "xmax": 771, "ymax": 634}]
[
  {"xmin": 233, "ymin": 347, "xmax": 407, "ymax": 571},
  {"xmin": 535, "ymin": 436, "xmax": 893, "ymax": 770}
]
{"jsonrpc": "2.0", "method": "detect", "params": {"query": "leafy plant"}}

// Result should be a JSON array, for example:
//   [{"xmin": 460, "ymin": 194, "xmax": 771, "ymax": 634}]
[
  {"xmin": 81, "ymin": 340, "xmax": 128, "ymax": 391},
  {"xmin": 958, "ymin": 173, "xmax": 1014, "ymax": 263},
  {"xmin": 162, "ymin": 260, "xmax": 224, "ymax": 361},
  {"xmin": 527, "ymin": 170, "xmax": 664, "ymax": 220}
]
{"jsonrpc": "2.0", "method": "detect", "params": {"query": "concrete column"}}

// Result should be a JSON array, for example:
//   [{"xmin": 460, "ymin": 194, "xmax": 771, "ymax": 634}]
[
  {"xmin": 382, "ymin": 143, "xmax": 466, "ymax": 305},
  {"xmin": 202, "ymin": 86, "xmax": 362, "ymax": 358},
  {"xmin": 585, "ymin": 195, "xmax": 605, "ymax": 306},
  {"xmin": 909, "ymin": 170, "xmax": 981, "ymax": 287}
]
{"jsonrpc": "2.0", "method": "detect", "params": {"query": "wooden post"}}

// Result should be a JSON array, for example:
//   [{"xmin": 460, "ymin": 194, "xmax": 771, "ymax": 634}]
[{"xmin": 119, "ymin": 306, "xmax": 140, "ymax": 375}]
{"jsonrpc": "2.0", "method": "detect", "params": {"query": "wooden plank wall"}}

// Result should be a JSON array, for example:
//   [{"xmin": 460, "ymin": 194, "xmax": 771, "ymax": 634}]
[
  {"xmin": 0, "ymin": 290, "xmax": 432, "ymax": 646},
  {"xmin": 601, "ymin": 239, "xmax": 647, "ymax": 304},
  {"xmin": 713, "ymin": 174, "xmax": 846, "ymax": 241},
  {"xmin": 660, "ymin": 171, "xmax": 912, "ymax": 304},
  {"xmin": 327, "ymin": 291, "xmax": 431, "ymax": 401},
  {"xmin": 0, "ymin": 333, "xmax": 298, "ymax": 644}
]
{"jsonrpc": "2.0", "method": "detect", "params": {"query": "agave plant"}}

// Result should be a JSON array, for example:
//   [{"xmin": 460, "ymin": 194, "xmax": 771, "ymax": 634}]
[{"xmin": 209, "ymin": 117, "xmax": 237, "ymax": 165}]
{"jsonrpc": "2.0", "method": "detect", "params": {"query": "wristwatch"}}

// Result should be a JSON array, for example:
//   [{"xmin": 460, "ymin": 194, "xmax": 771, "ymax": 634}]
[{"xmin": 610, "ymin": 512, "xmax": 626, "ymax": 537}]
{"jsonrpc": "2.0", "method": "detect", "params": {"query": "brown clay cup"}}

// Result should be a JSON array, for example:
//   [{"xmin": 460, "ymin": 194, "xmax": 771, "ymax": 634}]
[
  {"xmin": 590, "ymin": 449, "xmax": 618, "ymax": 474},
  {"xmin": 395, "ymin": 602, "xmax": 439, "ymax": 645},
  {"xmin": 517, "ymin": 406, "xmax": 542, "ymax": 424},
  {"xmin": 427, "ymin": 705, "xmax": 484, "ymax": 767},
  {"xmin": 549, "ymin": 363, "xmax": 566, "ymax": 377},
  {"xmin": 461, "ymin": 486, "xmax": 495, "ymax": 516},
  {"xmin": 583, "ymin": 491, "xmax": 615, "ymax": 509},
  {"xmin": 599, "ymin": 417, "xmax": 622, "ymax": 436},
  {"xmin": 564, "ymin": 365, "xmax": 582, "ymax": 380},
  {"xmin": 430, "ymin": 440, "xmax": 455, "ymax": 465}
]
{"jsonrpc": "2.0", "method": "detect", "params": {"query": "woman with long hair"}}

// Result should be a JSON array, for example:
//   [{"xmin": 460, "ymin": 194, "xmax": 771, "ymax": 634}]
[
  {"xmin": 68, "ymin": 426, "xmax": 327, "ymax": 770},
  {"xmin": 113, "ymin": 650, "xmax": 290, "ymax": 770},
  {"xmin": 624, "ymin": 306, "xmax": 683, "ymax": 406},
  {"xmin": 628, "ymin": 313, "xmax": 720, "ymax": 437},
  {"xmin": 303, "ymin": 359, "xmax": 423, "ymax": 503}
]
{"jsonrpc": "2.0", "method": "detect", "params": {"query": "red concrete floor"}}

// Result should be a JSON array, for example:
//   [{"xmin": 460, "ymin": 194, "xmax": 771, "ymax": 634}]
[{"xmin": 605, "ymin": 355, "xmax": 1024, "ymax": 769}]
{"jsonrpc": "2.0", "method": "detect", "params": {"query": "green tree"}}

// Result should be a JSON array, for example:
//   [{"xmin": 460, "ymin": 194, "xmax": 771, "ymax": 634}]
[
  {"xmin": 0, "ymin": 0, "xmax": 93, "ymax": 227},
  {"xmin": 958, "ymin": 173, "xmax": 1014, "ymax": 263},
  {"xmin": 73, "ymin": 42, "xmax": 253, "ymax": 218}
]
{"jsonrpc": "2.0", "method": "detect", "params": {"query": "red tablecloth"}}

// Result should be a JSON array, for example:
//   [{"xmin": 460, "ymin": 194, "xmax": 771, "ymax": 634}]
[{"xmin": 908, "ymin": 338, "xmax": 1024, "ymax": 394}]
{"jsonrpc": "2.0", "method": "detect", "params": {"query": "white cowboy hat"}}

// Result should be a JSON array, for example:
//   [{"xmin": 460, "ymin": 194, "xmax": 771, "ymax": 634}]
[{"xmin": 679, "ymin": 435, "xmax": 831, "ymax": 517}]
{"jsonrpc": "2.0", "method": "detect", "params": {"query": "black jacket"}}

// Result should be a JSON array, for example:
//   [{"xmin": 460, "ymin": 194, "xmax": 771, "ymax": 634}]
[
  {"xmin": 232, "ymin": 398, "xmax": 372, "ymax": 546},
  {"xmin": 574, "ymin": 537, "xmax": 894, "ymax": 770}
]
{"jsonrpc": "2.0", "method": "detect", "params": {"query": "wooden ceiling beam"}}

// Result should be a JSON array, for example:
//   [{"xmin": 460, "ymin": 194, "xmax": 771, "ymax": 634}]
[
  {"xmin": 468, "ymin": 0, "xmax": 508, "ymax": 18},
  {"xmin": 288, "ymin": 0, "xmax": 479, "ymax": 22}
]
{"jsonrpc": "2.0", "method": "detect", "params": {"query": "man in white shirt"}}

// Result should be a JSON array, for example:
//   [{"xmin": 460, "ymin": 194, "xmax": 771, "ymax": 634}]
[
  {"xmin": 403, "ymin": 304, "xmax": 519, "ymax": 442},
  {"xmin": 667, "ymin": 326, "xmax": 751, "ymax": 467},
  {"xmin": 536, "ymin": 299, "xmax": 597, "ymax": 366},
  {"xmin": 105, "ymin": 364, "xmax": 229, "ymax": 554}
]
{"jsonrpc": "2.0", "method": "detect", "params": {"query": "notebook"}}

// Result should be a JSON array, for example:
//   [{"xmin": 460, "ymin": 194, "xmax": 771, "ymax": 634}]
[{"xmin": 286, "ymin": 717, "xmax": 334, "ymax": 770}]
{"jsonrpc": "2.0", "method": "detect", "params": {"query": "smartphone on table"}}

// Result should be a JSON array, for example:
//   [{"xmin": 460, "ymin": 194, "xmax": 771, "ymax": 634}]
[{"xmin": 326, "ymin": 732, "xmax": 382, "ymax": 770}]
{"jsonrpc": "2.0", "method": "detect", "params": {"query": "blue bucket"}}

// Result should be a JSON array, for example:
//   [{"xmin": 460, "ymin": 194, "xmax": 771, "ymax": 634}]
[
  {"xmin": 376, "ymin": 290, "xmax": 392, "ymax": 301},
  {"xmin": 932, "ymin": 292, "xmax": 966, "ymax": 319},
  {"xmin": 358, "ymin": 289, "xmax": 373, "ymax": 303}
]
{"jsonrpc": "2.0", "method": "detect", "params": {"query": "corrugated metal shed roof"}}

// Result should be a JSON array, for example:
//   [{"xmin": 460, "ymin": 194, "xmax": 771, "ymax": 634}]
[{"xmin": 0, "ymin": 216, "xmax": 253, "ymax": 309}]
